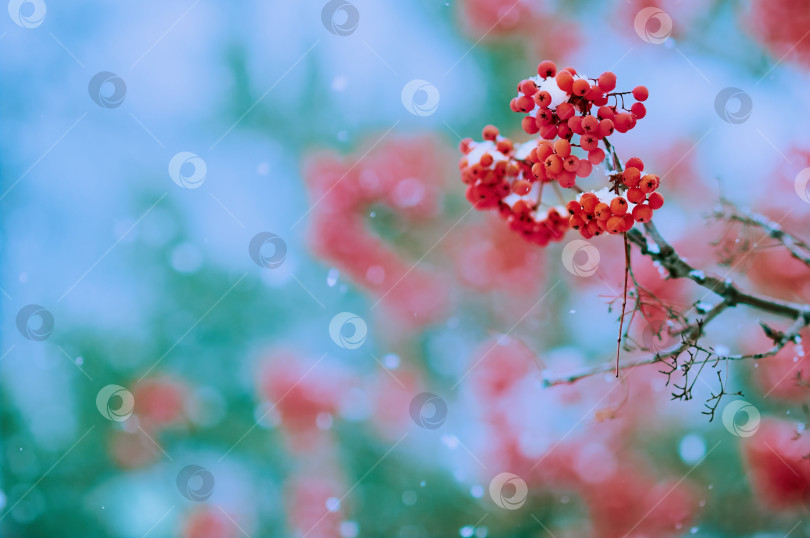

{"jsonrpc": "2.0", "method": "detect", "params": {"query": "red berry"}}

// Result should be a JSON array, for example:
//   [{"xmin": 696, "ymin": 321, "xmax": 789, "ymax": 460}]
[
  {"xmin": 614, "ymin": 113, "xmax": 634, "ymax": 133},
  {"xmin": 610, "ymin": 197, "xmax": 628, "ymax": 216},
  {"xmin": 557, "ymin": 123, "xmax": 573, "ymax": 139},
  {"xmin": 627, "ymin": 187, "xmax": 645, "ymax": 204},
  {"xmin": 566, "ymin": 200, "xmax": 582, "ymax": 215},
  {"xmin": 512, "ymin": 180, "xmax": 531, "ymax": 195},
  {"xmin": 597, "ymin": 71, "xmax": 617, "ymax": 92},
  {"xmin": 459, "ymin": 138, "xmax": 473, "ymax": 154},
  {"xmin": 496, "ymin": 140, "xmax": 513, "ymax": 154},
  {"xmin": 537, "ymin": 60, "xmax": 557, "ymax": 78},
  {"xmin": 555, "ymin": 102, "xmax": 575, "ymax": 120},
  {"xmin": 563, "ymin": 66, "xmax": 577, "ymax": 75},
  {"xmin": 588, "ymin": 148, "xmax": 605, "ymax": 165},
  {"xmin": 572, "ymin": 78, "xmax": 590, "ymax": 97},
  {"xmin": 531, "ymin": 162, "xmax": 546, "ymax": 180},
  {"xmin": 516, "ymin": 95, "xmax": 534, "ymax": 112},
  {"xmin": 598, "ymin": 119, "xmax": 615, "ymax": 137},
  {"xmin": 482, "ymin": 125, "xmax": 499, "ymax": 141},
  {"xmin": 522, "ymin": 116, "xmax": 539, "ymax": 134},
  {"xmin": 632, "ymin": 85, "xmax": 649, "ymax": 101},
  {"xmin": 580, "ymin": 134, "xmax": 599, "ymax": 151},
  {"xmin": 621, "ymin": 213, "xmax": 635, "ymax": 232},
  {"xmin": 555, "ymin": 71, "xmax": 574, "ymax": 93},
  {"xmin": 640, "ymin": 174, "xmax": 660, "ymax": 193},
  {"xmin": 534, "ymin": 91, "xmax": 552, "ymax": 107},
  {"xmin": 535, "ymin": 107, "xmax": 553, "ymax": 125},
  {"xmin": 597, "ymin": 105, "xmax": 615, "ymax": 121},
  {"xmin": 557, "ymin": 170, "xmax": 577, "ymax": 188},
  {"xmin": 480, "ymin": 153, "xmax": 494, "ymax": 167},
  {"xmin": 581, "ymin": 115, "xmax": 599, "ymax": 133},
  {"xmin": 631, "ymin": 102, "xmax": 647, "ymax": 119},
  {"xmin": 539, "ymin": 124, "xmax": 557, "ymax": 140},
  {"xmin": 520, "ymin": 79, "xmax": 538, "ymax": 96},
  {"xmin": 509, "ymin": 98, "xmax": 520, "ymax": 113},
  {"xmin": 544, "ymin": 154, "xmax": 563, "ymax": 174},
  {"xmin": 576, "ymin": 159, "xmax": 593, "ymax": 178},
  {"xmin": 632, "ymin": 204, "xmax": 653, "ymax": 223},
  {"xmin": 567, "ymin": 116, "xmax": 584, "ymax": 135},
  {"xmin": 648, "ymin": 191, "xmax": 664, "ymax": 209},
  {"xmin": 563, "ymin": 155, "xmax": 580, "ymax": 172},
  {"xmin": 569, "ymin": 214, "xmax": 585, "ymax": 229},
  {"xmin": 625, "ymin": 157, "xmax": 644, "ymax": 171},
  {"xmin": 585, "ymin": 86, "xmax": 604, "ymax": 101}
]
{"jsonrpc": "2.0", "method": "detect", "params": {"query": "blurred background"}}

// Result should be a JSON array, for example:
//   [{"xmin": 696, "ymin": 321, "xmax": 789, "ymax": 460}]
[{"xmin": 3, "ymin": 0, "xmax": 810, "ymax": 536}]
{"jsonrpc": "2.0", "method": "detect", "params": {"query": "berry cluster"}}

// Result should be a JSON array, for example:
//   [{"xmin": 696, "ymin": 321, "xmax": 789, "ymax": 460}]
[{"xmin": 459, "ymin": 60, "xmax": 664, "ymax": 247}]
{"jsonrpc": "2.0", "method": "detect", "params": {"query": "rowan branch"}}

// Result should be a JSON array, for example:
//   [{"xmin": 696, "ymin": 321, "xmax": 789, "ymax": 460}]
[{"xmin": 712, "ymin": 199, "xmax": 810, "ymax": 269}]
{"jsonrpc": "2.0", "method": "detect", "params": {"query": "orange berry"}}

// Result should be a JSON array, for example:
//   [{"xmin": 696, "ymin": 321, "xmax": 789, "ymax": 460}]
[
  {"xmin": 606, "ymin": 215, "xmax": 624, "ymax": 234},
  {"xmin": 622, "ymin": 167, "xmax": 641, "ymax": 188},
  {"xmin": 544, "ymin": 155, "xmax": 563, "ymax": 175},
  {"xmin": 640, "ymin": 174, "xmax": 660, "ymax": 194},
  {"xmin": 627, "ymin": 187, "xmax": 645, "ymax": 204},
  {"xmin": 580, "ymin": 193, "xmax": 598, "ymax": 213},
  {"xmin": 594, "ymin": 203, "xmax": 611, "ymax": 220},
  {"xmin": 566, "ymin": 200, "xmax": 582, "ymax": 215},
  {"xmin": 496, "ymin": 140, "xmax": 513, "ymax": 154},
  {"xmin": 553, "ymin": 139, "xmax": 571, "ymax": 158},
  {"xmin": 625, "ymin": 157, "xmax": 644, "ymax": 171},
  {"xmin": 480, "ymin": 153, "xmax": 494, "ymax": 167},
  {"xmin": 569, "ymin": 214, "xmax": 585, "ymax": 229},
  {"xmin": 632, "ymin": 204, "xmax": 653, "ymax": 223},
  {"xmin": 610, "ymin": 197, "xmax": 628, "ymax": 216}
]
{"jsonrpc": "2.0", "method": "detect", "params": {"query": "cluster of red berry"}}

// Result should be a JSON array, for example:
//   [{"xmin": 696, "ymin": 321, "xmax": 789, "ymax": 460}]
[{"xmin": 459, "ymin": 60, "xmax": 663, "ymax": 246}]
